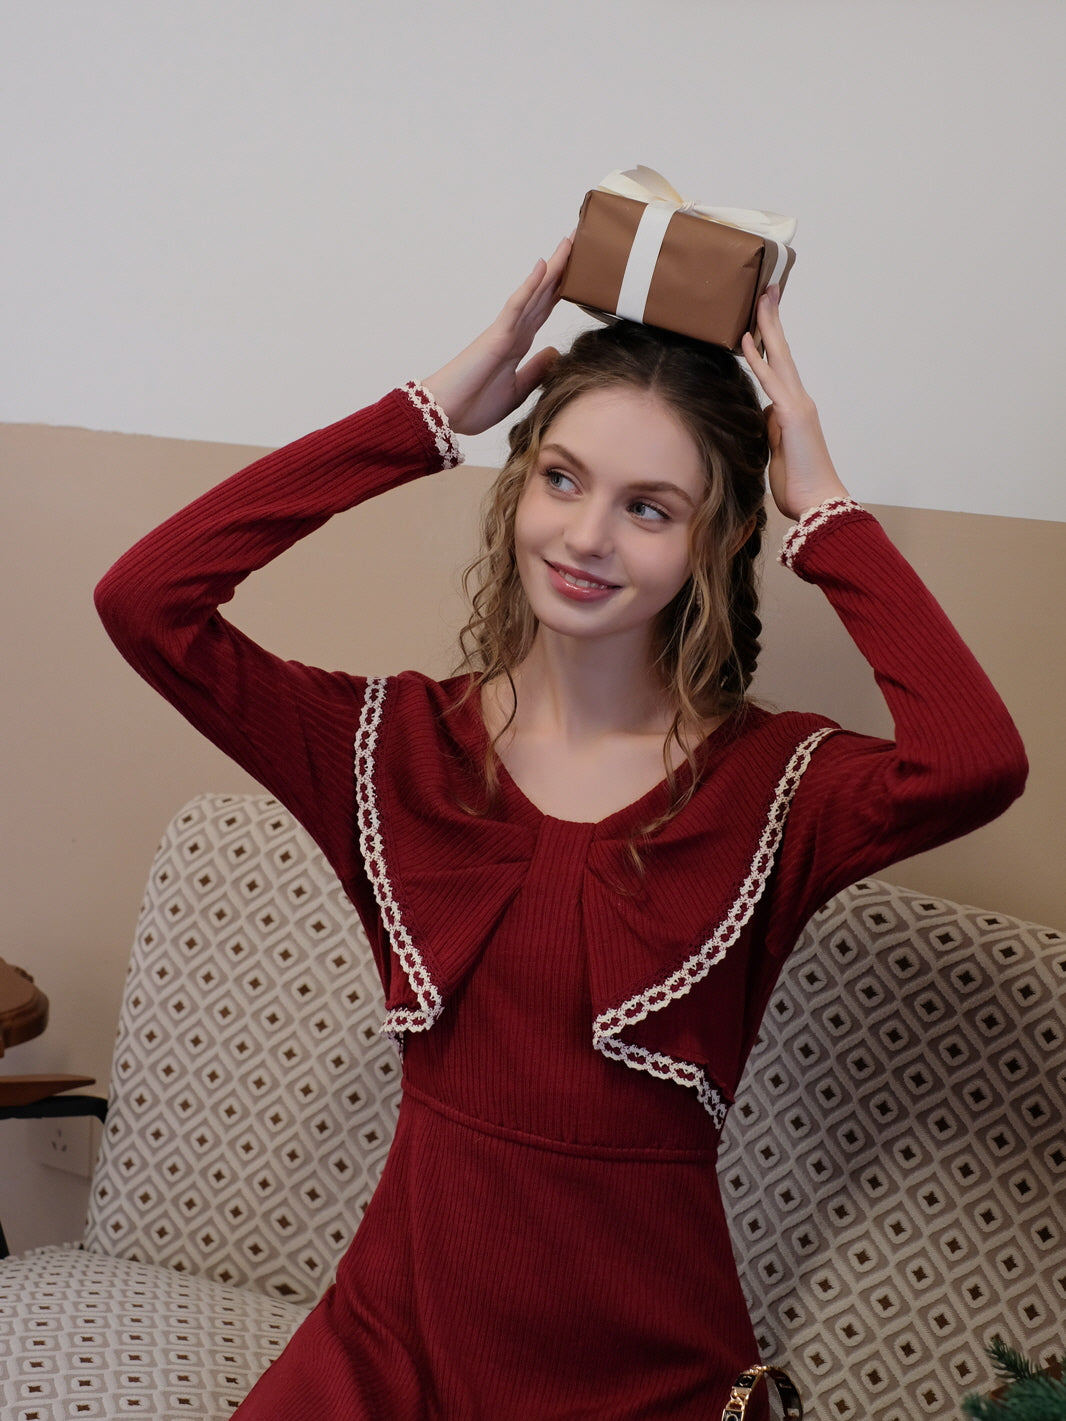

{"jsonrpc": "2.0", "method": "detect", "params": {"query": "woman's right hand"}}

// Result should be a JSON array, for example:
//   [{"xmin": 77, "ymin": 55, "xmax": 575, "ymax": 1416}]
[{"xmin": 421, "ymin": 237, "xmax": 571, "ymax": 436}]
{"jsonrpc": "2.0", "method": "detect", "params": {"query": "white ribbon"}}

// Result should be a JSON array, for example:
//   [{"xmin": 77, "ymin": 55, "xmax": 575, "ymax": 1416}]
[{"xmin": 598, "ymin": 166, "xmax": 797, "ymax": 326}]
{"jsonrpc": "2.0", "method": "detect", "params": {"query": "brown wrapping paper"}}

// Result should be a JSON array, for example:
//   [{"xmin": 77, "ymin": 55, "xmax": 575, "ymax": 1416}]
[{"xmin": 559, "ymin": 188, "xmax": 796, "ymax": 351}]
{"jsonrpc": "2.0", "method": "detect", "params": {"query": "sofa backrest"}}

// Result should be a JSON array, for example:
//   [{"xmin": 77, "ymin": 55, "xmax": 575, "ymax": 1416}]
[
  {"xmin": 83, "ymin": 794, "xmax": 402, "ymax": 1304},
  {"xmin": 719, "ymin": 877, "xmax": 1066, "ymax": 1421}
]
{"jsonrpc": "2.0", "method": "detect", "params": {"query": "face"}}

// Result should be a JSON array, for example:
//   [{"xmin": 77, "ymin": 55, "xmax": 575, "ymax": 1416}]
[{"xmin": 514, "ymin": 386, "xmax": 706, "ymax": 655}]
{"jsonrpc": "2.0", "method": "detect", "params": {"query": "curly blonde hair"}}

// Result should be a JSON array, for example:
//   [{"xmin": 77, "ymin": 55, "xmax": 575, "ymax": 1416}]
[{"xmin": 456, "ymin": 320, "xmax": 769, "ymax": 829}]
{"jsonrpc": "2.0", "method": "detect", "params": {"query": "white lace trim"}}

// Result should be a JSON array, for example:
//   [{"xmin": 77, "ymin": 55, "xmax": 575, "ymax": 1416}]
[
  {"xmin": 592, "ymin": 726, "xmax": 837, "ymax": 1125},
  {"xmin": 354, "ymin": 676, "xmax": 444, "ymax": 1042},
  {"xmin": 401, "ymin": 381, "xmax": 464, "ymax": 469},
  {"xmin": 595, "ymin": 1036, "xmax": 732, "ymax": 1131},
  {"xmin": 779, "ymin": 497, "xmax": 864, "ymax": 570}
]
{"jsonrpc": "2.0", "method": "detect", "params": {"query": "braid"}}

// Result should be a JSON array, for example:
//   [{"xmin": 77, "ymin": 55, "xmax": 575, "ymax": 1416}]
[{"xmin": 721, "ymin": 505, "xmax": 766, "ymax": 700}]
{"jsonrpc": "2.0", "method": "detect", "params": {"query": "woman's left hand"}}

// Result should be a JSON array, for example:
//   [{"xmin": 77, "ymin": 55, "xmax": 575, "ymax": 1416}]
[{"xmin": 741, "ymin": 288, "xmax": 851, "ymax": 521}]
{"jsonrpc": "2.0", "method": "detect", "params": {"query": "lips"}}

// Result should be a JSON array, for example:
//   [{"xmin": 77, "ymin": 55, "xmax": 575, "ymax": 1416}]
[{"xmin": 545, "ymin": 561, "xmax": 621, "ymax": 603}]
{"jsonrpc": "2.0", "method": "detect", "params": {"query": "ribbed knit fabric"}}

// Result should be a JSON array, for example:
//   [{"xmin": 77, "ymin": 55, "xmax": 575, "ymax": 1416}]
[{"xmin": 95, "ymin": 389, "xmax": 1027, "ymax": 1419}]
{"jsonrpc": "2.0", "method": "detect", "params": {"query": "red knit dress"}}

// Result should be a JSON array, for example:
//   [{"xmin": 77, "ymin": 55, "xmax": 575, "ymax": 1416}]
[{"xmin": 95, "ymin": 385, "xmax": 1027, "ymax": 1419}]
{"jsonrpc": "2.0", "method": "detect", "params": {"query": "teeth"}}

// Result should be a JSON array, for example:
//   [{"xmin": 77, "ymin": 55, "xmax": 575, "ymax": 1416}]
[{"xmin": 561, "ymin": 569, "xmax": 609, "ymax": 590}]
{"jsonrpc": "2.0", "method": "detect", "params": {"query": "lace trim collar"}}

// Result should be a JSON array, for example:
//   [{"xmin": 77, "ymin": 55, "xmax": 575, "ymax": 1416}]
[
  {"xmin": 355, "ymin": 676, "xmax": 444, "ymax": 1043},
  {"xmin": 354, "ymin": 678, "xmax": 834, "ymax": 1122},
  {"xmin": 591, "ymin": 727, "xmax": 835, "ymax": 1128}
]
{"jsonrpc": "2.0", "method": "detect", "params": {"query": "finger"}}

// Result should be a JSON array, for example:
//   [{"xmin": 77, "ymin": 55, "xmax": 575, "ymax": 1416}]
[
  {"xmin": 545, "ymin": 234, "xmax": 572, "ymax": 279},
  {"xmin": 753, "ymin": 288, "xmax": 799, "ymax": 375},
  {"xmin": 741, "ymin": 330, "xmax": 782, "ymax": 405},
  {"xmin": 514, "ymin": 345, "xmax": 560, "ymax": 404},
  {"xmin": 514, "ymin": 250, "xmax": 571, "ymax": 352},
  {"xmin": 525, "ymin": 238, "xmax": 572, "ymax": 320},
  {"xmin": 740, "ymin": 329, "xmax": 765, "ymax": 372},
  {"xmin": 502, "ymin": 258, "xmax": 550, "ymax": 322},
  {"xmin": 752, "ymin": 290, "xmax": 782, "ymax": 349},
  {"xmin": 501, "ymin": 240, "xmax": 570, "ymax": 342},
  {"xmin": 745, "ymin": 307, "xmax": 808, "ymax": 414}
]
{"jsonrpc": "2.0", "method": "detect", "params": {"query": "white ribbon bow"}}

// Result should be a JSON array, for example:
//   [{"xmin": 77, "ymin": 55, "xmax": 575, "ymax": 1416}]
[{"xmin": 597, "ymin": 166, "xmax": 797, "ymax": 326}]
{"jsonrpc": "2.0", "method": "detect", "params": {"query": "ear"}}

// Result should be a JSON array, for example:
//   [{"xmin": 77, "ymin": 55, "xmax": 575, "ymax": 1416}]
[{"xmin": 730, "ymin": 515, "xmax": 759, "ymax": 556}]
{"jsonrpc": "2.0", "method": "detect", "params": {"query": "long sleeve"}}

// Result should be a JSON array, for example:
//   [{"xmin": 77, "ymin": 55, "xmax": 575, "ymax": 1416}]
[
  {"xmin": 767, "ymin": 501, "xmax": 1028, "ymax": 946},
  {"xmin": 627, "ymin": 502, "xmax": 1032, "ymax": 1106},
  {"xmin": 94, "ymin": 386, "xmax": 461, "ymax": 878}
]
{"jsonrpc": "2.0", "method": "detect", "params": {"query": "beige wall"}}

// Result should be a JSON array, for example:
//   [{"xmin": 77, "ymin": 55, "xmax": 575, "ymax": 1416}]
[
  {"xmin": 2, "ymin": 421, "xmax": 1063, "ymax": 1250},
  {"xmin": 758, "ymin": 502, "xmax": 1063, "ymax": 926}
]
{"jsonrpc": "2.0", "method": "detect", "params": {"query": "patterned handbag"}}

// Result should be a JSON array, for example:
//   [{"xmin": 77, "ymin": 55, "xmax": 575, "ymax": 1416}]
[{"xmin": 720, "ymin": 1365, "xmax": 803, "ymax": 1419}]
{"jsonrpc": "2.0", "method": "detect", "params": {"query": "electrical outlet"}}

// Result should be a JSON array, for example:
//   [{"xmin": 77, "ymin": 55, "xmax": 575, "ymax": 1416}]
[{"xmin": 29, "ymin": 1115, "xmax": 100, "ymax": 1178}]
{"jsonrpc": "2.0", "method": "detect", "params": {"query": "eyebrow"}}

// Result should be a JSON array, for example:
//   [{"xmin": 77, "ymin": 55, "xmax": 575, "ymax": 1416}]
[{"xmin": 540, "ymin": 442, "xmax": 698, "ymax": 508}]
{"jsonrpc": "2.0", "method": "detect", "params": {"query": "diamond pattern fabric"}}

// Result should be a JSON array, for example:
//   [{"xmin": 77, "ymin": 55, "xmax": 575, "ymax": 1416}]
[
  {"xmin": 0, "ymin": 1246, "xmax": 305, "ymax": 1419},
  {"xmin": 82, "ymin": 793, "xmax": 401, "ymax": 1301},
  {"xmin": 1, "ymin": 793, "xmax": 402, "ymax": 1419},
  {"xmin": 719, "ymin": 878, "xmax": 1066, "ymax": 1420},
  {"xmin": 1, "ymin": 796, "xmax": 1063, "ymax": 1419}
]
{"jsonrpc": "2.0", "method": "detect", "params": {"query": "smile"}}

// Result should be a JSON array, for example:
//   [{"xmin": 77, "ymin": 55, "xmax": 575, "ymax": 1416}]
[{"xmin": 546, "ymin": 561, "xmax": 621, "ymax": 602}]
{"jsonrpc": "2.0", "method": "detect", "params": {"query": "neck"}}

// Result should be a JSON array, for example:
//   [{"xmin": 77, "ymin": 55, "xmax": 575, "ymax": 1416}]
[{"xmin": 502, "ymin": 627, "xmax": 672, "ymax": 743}]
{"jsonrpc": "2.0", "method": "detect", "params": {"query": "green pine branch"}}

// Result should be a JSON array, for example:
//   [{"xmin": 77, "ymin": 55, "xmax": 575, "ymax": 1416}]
[{"xmin": 962, "ymin": 1339, "xmax": 1066, "ymax": 1421}]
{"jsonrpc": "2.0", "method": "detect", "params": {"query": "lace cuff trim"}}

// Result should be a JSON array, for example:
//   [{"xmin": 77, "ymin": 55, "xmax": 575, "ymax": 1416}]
[
  {"xmin": 401, "ymin": 382, "xmax": 464, "ymax": 469},
  {"xmin": 779, "ymin": 497, "xmax": 865, "ymax": 570},
  {"xmin": 592, "ymin": 725, "xmax": 837, "ymax": 1128},
  {"xmin": 354, "ymin": 677, "xmax": 444, "ymax": 1044}
]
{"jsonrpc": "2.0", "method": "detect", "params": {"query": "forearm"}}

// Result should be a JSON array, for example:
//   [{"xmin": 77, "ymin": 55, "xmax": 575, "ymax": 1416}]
[
  {"xmin": 93, "ymin": 386, "xmax": 460, "ymax": 853},
  {"xmin": 95, "ymin": 388, "xmax": 458, "ymax": 667}
]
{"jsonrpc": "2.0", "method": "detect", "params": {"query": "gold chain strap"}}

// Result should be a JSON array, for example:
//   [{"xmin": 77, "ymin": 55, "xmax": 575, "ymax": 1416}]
[{"xmin": 721, "ymin": 1365, "xmax": 803, "ymax": 1420}]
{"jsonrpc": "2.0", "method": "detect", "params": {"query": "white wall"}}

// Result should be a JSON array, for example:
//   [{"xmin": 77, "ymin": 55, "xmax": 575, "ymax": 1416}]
[{"xmin": 3, "ymin": 0, "xmax": 1064, "ymax": 520}]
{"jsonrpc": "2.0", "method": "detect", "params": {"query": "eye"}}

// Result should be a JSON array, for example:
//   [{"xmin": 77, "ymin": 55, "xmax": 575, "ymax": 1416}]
[
  {"xmin": 543, "ymin": 468, "xmax": 577, "ymax": 493},
  {"xmin": 629, "ymin": 499, "xmax": 669, "ymax": 523}
]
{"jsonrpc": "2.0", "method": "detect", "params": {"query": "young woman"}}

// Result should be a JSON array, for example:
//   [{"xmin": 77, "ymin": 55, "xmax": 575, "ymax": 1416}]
[{"xmin": 96, "ymin": 240, "xmax": 1026, "ymax": 1418}]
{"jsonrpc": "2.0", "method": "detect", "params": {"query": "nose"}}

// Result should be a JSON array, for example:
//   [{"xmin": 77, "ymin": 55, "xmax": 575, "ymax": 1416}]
[{"xmin": 565, "ymin": 496, "xmax": 613, "ymax": 560}]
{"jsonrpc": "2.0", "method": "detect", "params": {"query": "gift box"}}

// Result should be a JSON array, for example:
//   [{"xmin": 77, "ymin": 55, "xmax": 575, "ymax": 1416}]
[{"xmin": 559, "ymin": 166, "xmax": 797, "ymax": 351}]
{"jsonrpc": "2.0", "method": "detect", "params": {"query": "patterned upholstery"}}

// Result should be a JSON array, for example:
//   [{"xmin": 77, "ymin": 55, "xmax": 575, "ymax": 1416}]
[
  {"xmin": 0, "ymin": 794, "xmax": 402, "ymax": 1419},
  {"xmin": 1, "ymin": 798, "xmax": 1063, "ymax": 1418},
  {"xmin": 0, "ymin": 1248, "xmax": 304, "ymax": 1416},
  {"xmin": 719, "ymin": 878, "xmax": 1066, "ymax": 1420},
  {"xmin": 81, "ymin": 794, "xmax": 400, "ymax": 1299}
]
